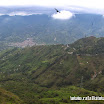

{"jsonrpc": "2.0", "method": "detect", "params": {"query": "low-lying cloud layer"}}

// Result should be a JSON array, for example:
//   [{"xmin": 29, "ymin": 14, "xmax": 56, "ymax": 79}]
[
  {"xmin": 0, "ymin": 12, "xmax": 42, "ymax": 16},
  {"xmin": 9, "ymin": 12, "xmax": 42, "ymax": 16},
  {"xmin": 52, "ymin": 10, "xmax": 74, "ymax": 20}
]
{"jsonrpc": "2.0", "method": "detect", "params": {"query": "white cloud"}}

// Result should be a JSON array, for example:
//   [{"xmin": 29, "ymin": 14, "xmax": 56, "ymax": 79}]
[
  {"xmin": 0, "ymin": 12, "xmax": 42, "ymax": 16},
  {"xmin": 9, "ymin": 12, "xmax": 30, "ymax": 16},
  {"xmin": 8, "ymin": 12, "xmax": 42, "ymax": 16},
  {"xmin": 52, "ymin": 10, "xmax": 74, "ymax": 20},
  {"xmin": 0, "ymin": 13, "xmax": 4, "ymax": 16}
]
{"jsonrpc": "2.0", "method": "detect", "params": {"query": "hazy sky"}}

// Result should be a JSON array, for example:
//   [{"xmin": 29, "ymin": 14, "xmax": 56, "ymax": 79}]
[{"xmin": 0, "ymin": 0, "xmax": 104, "ymax": 10}]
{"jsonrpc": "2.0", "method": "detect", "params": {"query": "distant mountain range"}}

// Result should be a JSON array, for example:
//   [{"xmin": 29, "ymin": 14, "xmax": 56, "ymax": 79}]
[{"xmin": 0, "ymin": 13, "xmax": 104, "ymax": 47}]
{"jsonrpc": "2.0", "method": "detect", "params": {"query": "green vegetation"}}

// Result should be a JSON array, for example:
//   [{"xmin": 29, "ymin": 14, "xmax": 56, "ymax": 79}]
[
  {"xmin": 0, "ymin": 88, "xmax": 22, "ymax": 104},
  {"xmin": 39, "ymin": 86, "xmax": 104, "ymax": 104},
  {"xmin": 0, "ymin": 37, "xmax": 104, "ymax": 103}
]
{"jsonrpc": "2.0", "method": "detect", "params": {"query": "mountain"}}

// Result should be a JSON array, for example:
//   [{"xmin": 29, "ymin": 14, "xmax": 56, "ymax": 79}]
[
  {"xmin": 70, "ymin": 36, "xmax": 104, "ymax": 54},
  {"xmin": 0, "ymin": 36, "xmax": 104, "ymax": 103},
  {"xmin": 0, "ymin": 13, "xmax": 104, "ymax": 50}
]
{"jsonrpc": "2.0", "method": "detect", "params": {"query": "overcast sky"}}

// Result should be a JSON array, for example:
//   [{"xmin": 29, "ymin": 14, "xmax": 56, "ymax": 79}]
[{"xmin": 0, "ymin": 0, "xmax": 104, "ymax": 10}]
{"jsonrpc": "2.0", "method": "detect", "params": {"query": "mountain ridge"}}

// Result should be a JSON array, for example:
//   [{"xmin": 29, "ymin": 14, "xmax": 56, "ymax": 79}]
[{"xmin": 0, "ymin": 36, "xmax": 104, "ymax": 103}]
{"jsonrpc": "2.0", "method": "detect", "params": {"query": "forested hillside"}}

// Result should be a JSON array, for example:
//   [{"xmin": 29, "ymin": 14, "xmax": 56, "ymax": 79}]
[{"xmin": 0, "ymin": 37, "xmax": 104, "ymax": 103}]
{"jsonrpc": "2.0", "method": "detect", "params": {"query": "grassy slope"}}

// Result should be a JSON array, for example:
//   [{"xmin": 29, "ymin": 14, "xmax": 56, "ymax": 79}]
[
  {"xmin": 39, "ymin": 86, "xmax": 104, "ymax": 104},
  {"xmin": 0, "ymin": 88, "xmax": 22, "ymax": 104},
  {"xmin": 1, "ymin": 84, "xmax": 104, "ymax": 104}
]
